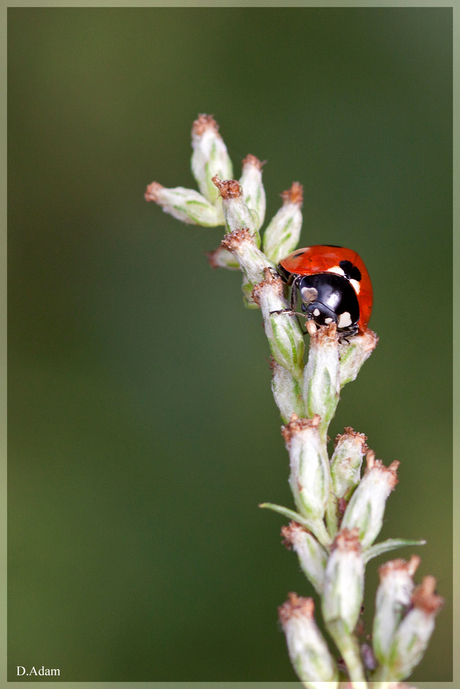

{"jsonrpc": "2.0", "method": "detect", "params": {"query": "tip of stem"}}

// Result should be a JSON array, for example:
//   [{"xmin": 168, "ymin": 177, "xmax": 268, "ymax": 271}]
[
  {"xmin": 192, "ymin": 113, "xmax": 219, "ymax": 136},
  {"xmin": 212, "ymin": 176, "xmax": 242, "ymax": 199},
  {"xmin": 242, "ymin": 154, "xmax": 266, "ymax": 170},
  {"xmin": 144, "ymin": 181, "xmax": 164, "ymax": 202},
  {"xmin": 280, "ymin": 181, "xmax": 303, "ymax": 206}
]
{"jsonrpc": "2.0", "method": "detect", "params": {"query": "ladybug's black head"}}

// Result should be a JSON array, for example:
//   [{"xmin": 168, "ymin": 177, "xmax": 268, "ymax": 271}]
[{"xmin": 298, "ymin": 273, "xmax": 360, "ymax": 332}]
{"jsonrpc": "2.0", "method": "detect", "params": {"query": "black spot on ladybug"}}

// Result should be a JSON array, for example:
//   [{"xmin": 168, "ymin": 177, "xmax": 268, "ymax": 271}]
[
  {"xmin": 339, "ymin": 260, "xmax": 354, "ymax": 276},
  {"xmin": 294, "ymin": 250, "xmax": 305, "ymax": 256},
  {"xmin": 339, "ymin": 261, "xmax": 362, "ymax": 281},
  {"xmin": 350, "ymin": 266, "xmax": 362, "ymax": 282}
]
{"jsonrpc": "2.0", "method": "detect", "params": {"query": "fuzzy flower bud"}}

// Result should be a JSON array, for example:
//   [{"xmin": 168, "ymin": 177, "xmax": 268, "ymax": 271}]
[
  {"xmin": 270, "ymin": 358, "xmax": 305, "ymax": 422},
  {"xmin": 278, "ymin": 593, "xmax": 339, "ymax": 689},
  {"xmin": 205, "ymin": 246, "xmax": 240, "ymax": 270},
  {"xmin": 303, "ymin": 321, "xmax": 340, "ymax": 441},
  {"xmin": 330, "ymin": 427, "xmax": 368, "ymax": 501},
  {"xmin": 281, "ymin": 414, "xmax": 330, "ymax": 523},
  {"xmin": 191, "ymin": 114, "xmax": 233, "ymax": 211},
  {"xmin": 144, "ymin": 182, "xmax": 223, "ymax": 227},
  {"xmin": 252, "ymin": 270, "xmax": 304, "ymax": 380},
  {"xmin": 262, "ymin": 182, "xmax": 303, "ymax": 263},
  {"xmin": 239, "ymin": 155, "xmax": 266, "ymax": 231},
  {"xmin": 322, "ymin": 528, "xmax": 365, "ymax": 636},
  {"xmin": 341, "ymin": 451, "xmax": 399, "ymax": 550},
  {"xmin": 339, "ymin": 328, "xmax": 378, "ymax": 387},
  {"xmin": 221, "ymin": 229, "xmax": 274, "ymax": 285},
  {"xmin": 212, "ymin": 176, "xmax": 261, "ymax": 247},
  {"xmin": 376, "ymin": 576, "xmax": 443, "ymax": 681},
  {"xmin": 373, "ymin": 556, "xmax": 420, "ymax": 666},
  {"xmin": 282, "ymin": 522, "xmax": 328, "ymax": 595}
]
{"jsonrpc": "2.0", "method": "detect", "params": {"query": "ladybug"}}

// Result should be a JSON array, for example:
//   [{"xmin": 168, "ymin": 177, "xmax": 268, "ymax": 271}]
[{"xmin": 277, "ymin": 245, "xmax": 373, "ymax": 338}]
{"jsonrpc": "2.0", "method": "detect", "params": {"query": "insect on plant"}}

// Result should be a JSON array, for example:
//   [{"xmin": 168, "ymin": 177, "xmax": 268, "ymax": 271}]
[{"xmin": 145, "ymin": 114, "xmax": 442, "ymax": 688}]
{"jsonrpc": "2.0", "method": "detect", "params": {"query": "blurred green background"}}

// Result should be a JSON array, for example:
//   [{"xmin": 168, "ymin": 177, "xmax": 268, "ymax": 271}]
[{"xmin": 8, "ymin": 6, "xmax": 452, "ymax": 682}]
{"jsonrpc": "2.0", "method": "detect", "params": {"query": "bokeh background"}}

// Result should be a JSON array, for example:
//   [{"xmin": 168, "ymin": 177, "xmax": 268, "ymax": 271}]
[{"xmin": 8, "ymin": 6, "xmax": 452, "ymax": 682}]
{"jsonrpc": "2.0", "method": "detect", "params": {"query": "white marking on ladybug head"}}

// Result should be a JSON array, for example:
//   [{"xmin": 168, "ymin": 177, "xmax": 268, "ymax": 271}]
[
  {"xmin": 350, "ymin": 278, "xmax": 361, "ymax": 294},
  {"xmin": 324, "ymin": 317, "xmax": 333, "ymax": 324},
  {"xmin": 313, "ymin": 308, "xmax": 321, "ymax": 317},
  {"xmin": 338, "ymin": 312, "xmax": 352, "ymax": 328},
  {"xmin": 300, "ymin": 286, "xmax": 318, "ymax": 304},
  {"xmin": 326, "ymin": 265, "xmax": 345, "ymax": 276}
]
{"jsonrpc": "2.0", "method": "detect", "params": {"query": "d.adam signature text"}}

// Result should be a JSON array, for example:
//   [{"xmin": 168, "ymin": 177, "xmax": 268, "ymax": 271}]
[{"xmin": 17, "ymin": 666, "xmax": 60, "ymax": 677}]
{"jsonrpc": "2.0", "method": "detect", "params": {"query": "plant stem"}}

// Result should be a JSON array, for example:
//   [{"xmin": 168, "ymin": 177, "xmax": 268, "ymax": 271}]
[{"xmin": 328, "ymin": 620, "xmax": 367, "ymax": 688}]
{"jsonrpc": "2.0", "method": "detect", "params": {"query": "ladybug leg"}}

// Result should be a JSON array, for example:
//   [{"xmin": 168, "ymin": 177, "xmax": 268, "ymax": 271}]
[
  {"xmin": 338, "ymin": 323, "xmax": 359, "ymax": 344},
  {"xmin": 269, "ymin": 309, "xmax": 299, "ymax": 317},
  {"xmin": 290, "ymin": 276, "xmax": 301, "ymax": 311},
  {"xmin": 267, "ymin": 266, "xmax": 281, "ymax": 280},
  {"xmin": 269, "ymin": 276, "xmax": 303, "ymax": 318},
  {"xmin": 276, "ymin": 264, "xmax": 295, "ymax": 285}
]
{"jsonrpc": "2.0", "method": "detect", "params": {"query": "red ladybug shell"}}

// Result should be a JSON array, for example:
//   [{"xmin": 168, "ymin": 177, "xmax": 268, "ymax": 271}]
[{"xmin": 279, "ymin": 245, "xmax": 373, "ymax": 331}]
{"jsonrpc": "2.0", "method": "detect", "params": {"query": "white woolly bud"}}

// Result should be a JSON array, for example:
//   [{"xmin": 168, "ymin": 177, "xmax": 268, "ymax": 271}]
[
  {"xmin": 144, "ymin": 183, "xmax": 223, "ymax": 226},
  {"xmin": 270, "ymin": 359, "xmax": 305, "ymax": 422},
  {"xmin": 330, "ymin": 427, "xmax": 368, "ymax": 501},
  {"xmin": 375, "ymin": 576, "xmax": 443, "ymax": 682},
  {"xmin": 205, "ymin": 246, "xmax": 240, "ymax": 271},
  {"xmin": 322, "ymin": 528, "xmax": 365, "ymax": 635},
  {"xmin": 303, "ymin": 321, "xmax": 340, "ymax": 442},
  {"xmin": 239, "ymin": 155, "xmax": 266, "ymax": 231},
  {"xmin": 263, "ymin": 182, "xmax": 303, "ymax": 263},
  {"xmin": 279, "ymin": 593, "xmax": 338, "ymax": 689},
  {"xmin": 252, "ymin": 272, "xmax": 304, "ymax": 381},
  {"xmin": 282, "ymin": 522, "xmax": 328, "ymax": 595},
  {"xmin": 191, "ymin": 114, "xmax": 233, "ymax": 212},
  {"xmin": 220, "ymin": 229, "xmax": 274, "ymax": 285},
  {"xmin": 339, "ymin": 328, "xmax": 378, "ymax": 387},
  {"xmin": 212, "ymin": 176, "xmax": 260, "ymax": 247},
  {"xmin": 373, "ymin": 556, "xmax": 420, "ymax": 665},
  {"xmin": 341, "ymin": 451, "xmax": 399, "ymax": 550},
  {"xmin": 281, "ymin": 415, "xmax": 329, "ymax": 522}
]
